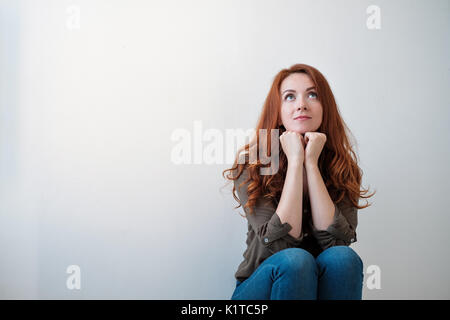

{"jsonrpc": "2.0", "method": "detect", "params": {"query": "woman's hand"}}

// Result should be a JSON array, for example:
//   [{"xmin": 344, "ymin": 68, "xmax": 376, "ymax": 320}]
[
  {"xmin": 280, "ymin": 131, "xmax": 306, "ymax": 164},
  {"xmin": 303, "ymin": 132, "xmax": 327, "ymax": 167}
]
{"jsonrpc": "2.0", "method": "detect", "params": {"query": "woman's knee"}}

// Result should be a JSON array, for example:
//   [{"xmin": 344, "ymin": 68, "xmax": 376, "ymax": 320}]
[
  {"xmin": 273, "ymin": 248, "xmax": 317, "ymax": 275},
  {"xmin": 316, "ymin": 246, "xmax": 363, "ymax": 273}
]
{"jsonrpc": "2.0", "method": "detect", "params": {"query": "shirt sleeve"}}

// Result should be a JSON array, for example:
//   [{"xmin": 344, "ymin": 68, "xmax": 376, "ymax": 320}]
[
  {"xmin": 308, "ymin": 199, "xmax": 358, "ymax": 250},
  {"xmin": 233, "ymin": 167, "xmax": 304, "ymax": 255}
]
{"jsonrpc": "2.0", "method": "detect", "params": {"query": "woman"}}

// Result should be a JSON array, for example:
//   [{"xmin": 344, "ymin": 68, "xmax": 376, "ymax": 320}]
[{"xmin": 222, "ymin": 63, "xmax": 375, "ymax": 300}]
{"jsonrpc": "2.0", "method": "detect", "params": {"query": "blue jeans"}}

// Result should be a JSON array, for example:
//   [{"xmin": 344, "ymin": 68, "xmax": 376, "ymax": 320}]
[{"xmin": 231, "ymin": 246, "xmax": 364, "ymax": 300}]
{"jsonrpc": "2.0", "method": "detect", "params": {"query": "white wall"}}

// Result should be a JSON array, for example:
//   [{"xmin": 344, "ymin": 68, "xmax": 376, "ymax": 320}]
[{"xmin": 0, "ymin": 0, "xmax": 449, "ymax": 299}]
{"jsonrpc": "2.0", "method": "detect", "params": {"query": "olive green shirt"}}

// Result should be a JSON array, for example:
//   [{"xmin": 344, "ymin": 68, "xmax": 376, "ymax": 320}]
[{"xmin": 233, "ymin": 165, "xmax": 358, "ymax": 283}]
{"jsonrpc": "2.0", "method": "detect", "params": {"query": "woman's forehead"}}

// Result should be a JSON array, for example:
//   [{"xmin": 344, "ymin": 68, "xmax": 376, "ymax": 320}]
[{"xmin": 281, "ymin": 73, "xmax": 314, "ymax": 92}]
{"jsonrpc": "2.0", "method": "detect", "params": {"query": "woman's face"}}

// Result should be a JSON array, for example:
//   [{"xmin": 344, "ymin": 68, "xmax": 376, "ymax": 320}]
[{"xmin": 279, "ymin": 73, "xmax": 323, "ymax": 134}]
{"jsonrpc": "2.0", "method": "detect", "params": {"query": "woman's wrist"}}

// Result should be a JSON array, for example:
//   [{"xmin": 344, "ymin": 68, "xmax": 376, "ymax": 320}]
[
  {"xmin": 305, "ymin": 161, "xmax": 318, "ymax": 170},
  {"xmin": 287, "ymin": 157, "xmax": 304, "ymax": 168}
]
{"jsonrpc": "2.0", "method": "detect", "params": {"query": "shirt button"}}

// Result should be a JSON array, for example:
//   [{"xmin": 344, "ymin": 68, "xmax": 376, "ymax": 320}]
[{"xmin": 304, "ymin": 232, "xmax": 309, "ymax": 237}]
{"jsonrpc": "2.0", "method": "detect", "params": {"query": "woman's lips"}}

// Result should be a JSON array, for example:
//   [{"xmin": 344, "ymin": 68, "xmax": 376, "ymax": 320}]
[{"xmin": 294, "ymin": 116, "xmax": 311, "ymax": 121}]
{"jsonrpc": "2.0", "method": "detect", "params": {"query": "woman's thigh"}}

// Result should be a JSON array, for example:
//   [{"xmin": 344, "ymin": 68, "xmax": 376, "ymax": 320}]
[
  {"xmin": 231, "ymin": 247, "xmax": 317, "ymax": 300},
  {"xmin": 316, "ymin": 245, "xmax": 364, "ymax": 300}
]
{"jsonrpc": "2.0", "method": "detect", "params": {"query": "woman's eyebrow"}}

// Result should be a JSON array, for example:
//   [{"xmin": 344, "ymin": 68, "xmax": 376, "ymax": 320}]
[{"xmin": 281, "ymin": 86, "xmax": 316, "ymax": 95}]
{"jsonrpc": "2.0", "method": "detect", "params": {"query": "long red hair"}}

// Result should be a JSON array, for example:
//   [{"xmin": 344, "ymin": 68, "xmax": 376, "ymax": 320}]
[{"xmin": 222, "ymin": 63, "xmax": 375, "ymax": 215}]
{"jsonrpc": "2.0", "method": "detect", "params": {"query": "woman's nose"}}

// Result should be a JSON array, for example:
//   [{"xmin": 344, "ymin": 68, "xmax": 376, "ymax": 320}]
[
  {"xmin": 296, "ymin": 95, "xmax": 307, "ymax": 110},
  {"xmin": 296, "ymin": 102, "xmax": 307, "ymax": 111}
]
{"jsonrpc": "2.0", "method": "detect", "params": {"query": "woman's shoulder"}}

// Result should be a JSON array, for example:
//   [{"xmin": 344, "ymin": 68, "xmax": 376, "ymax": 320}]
[
  {"xmin": 238, "ymin": 151, "xmax": 250, "ymax": 164},
  {"xmin": 231, "ymin": 153, "xmax": 250, "ymax": 177}
]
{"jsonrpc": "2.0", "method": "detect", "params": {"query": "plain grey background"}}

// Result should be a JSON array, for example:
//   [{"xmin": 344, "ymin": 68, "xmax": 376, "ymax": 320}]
[{"xmin": 0, "ymin": 0, "xmax": 449, "ymax": 299}]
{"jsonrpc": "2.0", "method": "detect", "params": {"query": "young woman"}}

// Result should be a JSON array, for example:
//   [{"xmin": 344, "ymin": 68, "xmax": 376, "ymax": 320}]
[{"xmin": 223, "ymin": 63, "xmax": 375, "ymax": 300}]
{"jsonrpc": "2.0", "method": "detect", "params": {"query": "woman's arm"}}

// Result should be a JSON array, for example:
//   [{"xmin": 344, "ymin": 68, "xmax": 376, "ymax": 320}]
[
  {"xmin": 233, "ymin": 162, "xmax": 305, "ymax": 254},
  {"xmin": 305, "ymin": 161, "xmax": 358, "ymax": 249},
  {"xmin": 305, "ymin": 163, "xmax": 335, "ymax": 230},
  {"xmin": 275, "ymin": 159, "xmax": 304, "ymax": 239}
]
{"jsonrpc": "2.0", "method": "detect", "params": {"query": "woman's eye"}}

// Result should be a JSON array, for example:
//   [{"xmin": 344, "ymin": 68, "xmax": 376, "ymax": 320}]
[
  {"xmin": 285, "ymin": 94, "xmax": 294, "ymax": 101},
  {"xmin": 285, "ymin": 92, "xmax": 317, "ymax": 101}
]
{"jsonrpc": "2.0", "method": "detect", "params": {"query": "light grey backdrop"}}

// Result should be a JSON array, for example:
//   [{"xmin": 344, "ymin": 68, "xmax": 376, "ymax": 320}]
[{"xmin": 0, "ymin": 0, "xmax": 449, "ymax": 299}]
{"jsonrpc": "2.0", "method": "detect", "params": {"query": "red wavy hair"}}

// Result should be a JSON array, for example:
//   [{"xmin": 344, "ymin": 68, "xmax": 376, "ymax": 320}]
[{"xmin": 222, "ymin": 63, "xmax": 375, "ymax": 216}]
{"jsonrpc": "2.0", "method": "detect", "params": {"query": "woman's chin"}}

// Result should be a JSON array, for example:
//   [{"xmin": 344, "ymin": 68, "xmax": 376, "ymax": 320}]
[{"xmin": 289, "ymin": 128, "xmax": 306, "ymax": 134}]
